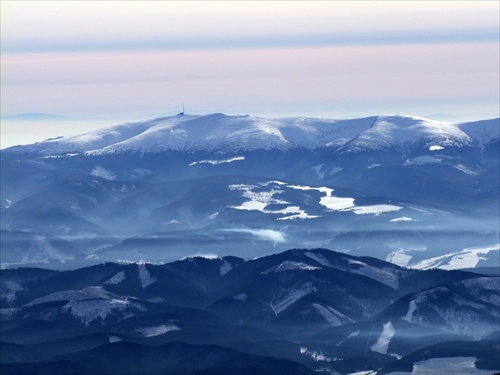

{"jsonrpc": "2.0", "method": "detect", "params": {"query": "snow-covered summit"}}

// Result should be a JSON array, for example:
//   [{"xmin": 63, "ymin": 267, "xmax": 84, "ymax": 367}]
[
  {"xmin": 339, "ymin": 115, "xmax": 475, "ymax": 153},
  {"xmin": 4, "ymin": 113, "xmax": 498, "ymax": 155}
]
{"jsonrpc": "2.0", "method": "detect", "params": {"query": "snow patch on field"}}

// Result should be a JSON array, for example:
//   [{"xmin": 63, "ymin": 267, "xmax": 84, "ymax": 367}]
[
  {"xmin": 275, "ymin": 206, "xmax": 320, "ymax": 220},
  {"xmin": 386, "ymin": 244, "xmax": 427, "ymax": 267},
  {"xmin": 288, "ymin": 184, "xmax": 401, "ymax": 215},
  {"xmin": 370, "ymin": 321, "xmax": 395, "ymax": 355},
  {"xmin": 138, "ymin": 264, "xmax": 157, "ymax": 289},
  {"xmin": 219, "ymin": 260, "xmax": 233, "ymax": 276},
  {"xmin": 387, "ymin": 252, "xmax": 413, "ymax": 267},
  {"xmin": 351, "ymin": 204, "xmax": 402, "ymax": 215},
  {"xmin": 109, "ymin": 335, "xmax": 122, "ymax": 343},
  {"xmin": 412, "ymin": 244, "xmax": 499, "ymax": 270},
  {"xmin": 412, "ymin": 357, "xmax": 497, "ymax": 374},
  {"xmin": 103, "ymin": 271, "xmax": 126, "ymax": 285},
  {"xmin": 403, "ymin": 300, "xmax": 418, "ymax": 322},
  {"xmin": 229, "ymin": 184, "xmax": 288, "ymax": 212},
  {"xmin": 429, "ymin": 145, "xmax": 445, "ymax": 151},
  {"xmin": 91, "ymin": 166, "xmax": 116, "ymax": 180},
  {"xmin": 189, "ymin": 156, "xmax": 245, "ymax": 166},
  {"xmin": 229, "ymin": 183, "xmax": 318, "ymax": 219},
  {"xmin": 229, "ymin": 181, "xmax": 401, "ymax": 219},
  {"xmin": 136, "ymin": 324, "xmax": 181, "ymax": 337},
  {"xmin": 390, "ymin": 216, "xmax": 414, "ymax": 222}
]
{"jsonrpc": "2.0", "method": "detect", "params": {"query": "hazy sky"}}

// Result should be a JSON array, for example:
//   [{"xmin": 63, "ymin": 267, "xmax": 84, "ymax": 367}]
[{"xmin": 1, "ymin": 1, "xmax": 499, "ymax": 147}]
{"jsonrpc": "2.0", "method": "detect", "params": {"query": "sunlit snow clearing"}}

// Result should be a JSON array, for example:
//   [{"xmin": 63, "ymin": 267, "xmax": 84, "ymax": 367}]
[
  {"xmin": 230, "ymin": 181, "xmax": 401, "ymax": 219},
  {"xmin": 412, "ymin": 244, "xmax": 500, "ymax": 270},
  {"xmin": 412, "ymin": 357, "xmax": 497, "ymax": 375},
  {"xmin": 189, "ymin": 156, "xmax": 245, "ymax": 166},
  {"xmin": 370, "ymin": 321, "xmax": 395, "ymax": 355}
]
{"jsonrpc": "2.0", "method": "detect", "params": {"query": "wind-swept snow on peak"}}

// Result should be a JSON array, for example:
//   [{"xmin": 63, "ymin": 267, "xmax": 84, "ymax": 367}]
[
  {"xmin": 5, "ymin": 112, "xmax": 490, "ymax": 155},
  {"xmin": 18, "ymin": 117, "xmax": 163, "ymax": 155},
  {"xmin": 339, "ymin": 115, "xmax": 472, "ymax": 153}
]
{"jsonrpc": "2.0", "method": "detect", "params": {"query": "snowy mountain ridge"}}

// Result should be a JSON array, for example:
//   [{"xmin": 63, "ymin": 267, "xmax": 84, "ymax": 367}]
[
  {"xmin": 1, "ymin": 248, "xmax": 499, "ymax": 375},
  {"xmin": 5, "ymin": 113, "xmax": 499, "ymax": 155}
]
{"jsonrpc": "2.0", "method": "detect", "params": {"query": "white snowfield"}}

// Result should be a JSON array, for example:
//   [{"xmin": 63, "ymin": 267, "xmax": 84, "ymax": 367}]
[
  {"xmin": 229, "ymin": 181, "xmax": 401, "ymax": 220},
  {"xmin": 8, "ymin": 113, "xmax": 498, "ymax": 155},
  {"xmin": 385, "ymin": 244, "xmax": 499, "ymax": 270},
  {"xmin": 370, "ymin": 321, "xmax": 396, "ymax": 355},
  {"xmin": 189, "ymin": 156, "xmax": 245, "ymax": 166},
  {"xmin": 411, "ymin": 244, "xmax": 500, "ymax": 270},
  {"xmin": 382, "ymin": 357, "xmax": 499, "ymax": 375}
]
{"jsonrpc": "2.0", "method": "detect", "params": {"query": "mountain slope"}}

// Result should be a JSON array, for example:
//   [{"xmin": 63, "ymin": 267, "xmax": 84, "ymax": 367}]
[
  {"xmin": 4, "ymin": 113, "xmax": 498, "ymax": 155},
  {"xmin": 1, "ymin": 113, "xmax": 498, "ymax": 269},
  {"xmin": 1, "ymin": 248, "xmax": 498, "ymax": 375}
]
